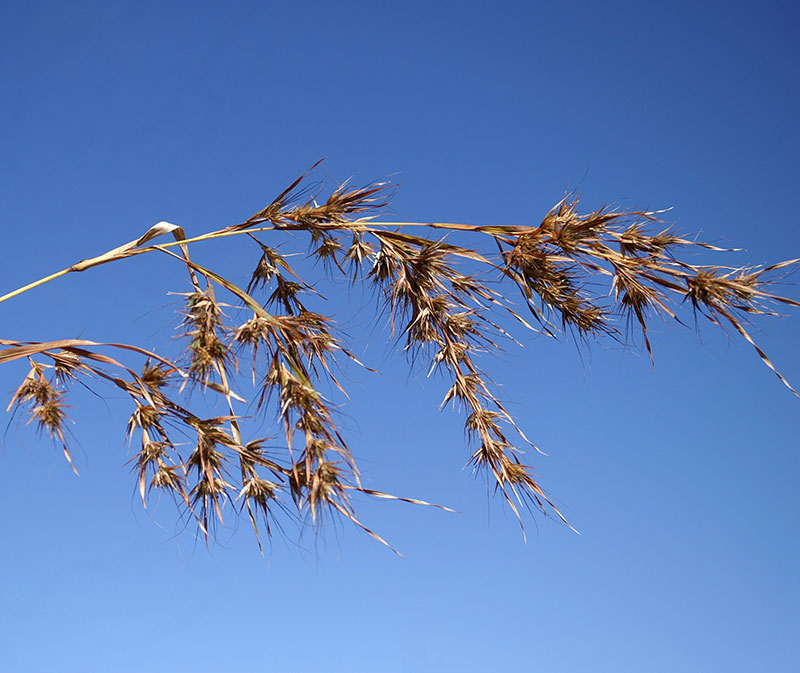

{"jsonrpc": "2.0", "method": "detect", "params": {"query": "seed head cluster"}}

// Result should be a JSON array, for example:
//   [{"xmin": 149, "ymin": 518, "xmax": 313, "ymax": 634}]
[{"xmin": 1, "ymin": 165, "xmax": 797, "ymax": 550}]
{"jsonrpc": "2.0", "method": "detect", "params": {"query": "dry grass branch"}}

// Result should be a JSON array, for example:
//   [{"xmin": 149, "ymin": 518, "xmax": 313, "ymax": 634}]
[{"xmin": 1, "ymin": 164, "xmax": 796, "ymax": 550}]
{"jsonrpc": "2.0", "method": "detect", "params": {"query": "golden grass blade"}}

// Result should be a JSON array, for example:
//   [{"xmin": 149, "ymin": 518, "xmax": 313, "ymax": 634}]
[
  {"xmin": 70, "ymin": 221, "xmax": 183, "ymax": 272},
  {"xmin": 0, "ymin": 339, "xmax": 181, "ymax": 373}
]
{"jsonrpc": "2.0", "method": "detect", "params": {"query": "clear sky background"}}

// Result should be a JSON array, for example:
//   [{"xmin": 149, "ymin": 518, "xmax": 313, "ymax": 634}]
[{"xmin": 1, "ymin": 1, "xmax": 798, "ymax": 671}]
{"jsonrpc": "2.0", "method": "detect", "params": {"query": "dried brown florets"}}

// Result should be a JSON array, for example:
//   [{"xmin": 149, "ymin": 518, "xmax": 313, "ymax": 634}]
[{"xmin": 0, "ymin": 165, "xmax": 796, "ymax": 552}]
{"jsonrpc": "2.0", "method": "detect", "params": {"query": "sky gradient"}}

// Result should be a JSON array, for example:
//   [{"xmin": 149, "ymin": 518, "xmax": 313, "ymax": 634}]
[{"xmin": 1, "ymin": 2, "xmax": 799, "ymax": 671}]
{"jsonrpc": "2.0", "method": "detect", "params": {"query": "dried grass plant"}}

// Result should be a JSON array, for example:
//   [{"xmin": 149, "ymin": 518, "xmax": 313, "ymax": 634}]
[{"xmin": 2, "ymin": 163, "xmax": 797, "ymax": 552}]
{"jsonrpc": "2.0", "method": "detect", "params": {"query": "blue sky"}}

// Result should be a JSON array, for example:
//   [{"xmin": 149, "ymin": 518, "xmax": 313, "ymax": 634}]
[{"xmin": 1, "ymin": 1, "xmax": 798, "ymax": 671}]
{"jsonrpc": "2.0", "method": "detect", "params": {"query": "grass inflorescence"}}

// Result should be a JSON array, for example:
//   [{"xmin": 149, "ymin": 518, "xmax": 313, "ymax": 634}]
[{"xmin": 1, "ymin": 163, "xmax": 797, "ymax": 550}]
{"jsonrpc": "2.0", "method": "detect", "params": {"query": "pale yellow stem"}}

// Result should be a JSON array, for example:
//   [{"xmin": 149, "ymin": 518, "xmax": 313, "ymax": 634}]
[
  {"xmin": 0, "ymin": 268, "xmax": 74, "ymax": 304},
  {"xmin": 0, "ymin": 219, "xmax": 473, "ymax": 305}
]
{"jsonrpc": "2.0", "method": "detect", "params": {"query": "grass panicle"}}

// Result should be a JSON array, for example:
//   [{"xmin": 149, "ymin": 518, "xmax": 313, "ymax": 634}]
[{"xmin": 1, "ymin": 164, "xmax": 796, "ymax": 550}]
